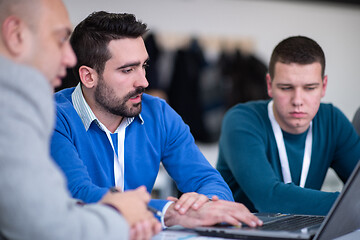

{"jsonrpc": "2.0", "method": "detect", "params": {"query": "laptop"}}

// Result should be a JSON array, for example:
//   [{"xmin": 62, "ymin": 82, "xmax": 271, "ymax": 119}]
[{"xmin": 192, "ymin": 159, "xmax": 360, "ymax": 240}]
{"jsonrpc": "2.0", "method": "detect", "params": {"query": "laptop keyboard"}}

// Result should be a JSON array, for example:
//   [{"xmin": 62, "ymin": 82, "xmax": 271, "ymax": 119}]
[{"xmin": 259, "ymin": 215, "xmax": 325, "ymax": 231}]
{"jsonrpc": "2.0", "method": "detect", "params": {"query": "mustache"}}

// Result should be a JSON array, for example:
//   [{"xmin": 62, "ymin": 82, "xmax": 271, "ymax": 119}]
[{"xmin": 125, "ymin": 87, "xmax": 145, "ymax": 101}]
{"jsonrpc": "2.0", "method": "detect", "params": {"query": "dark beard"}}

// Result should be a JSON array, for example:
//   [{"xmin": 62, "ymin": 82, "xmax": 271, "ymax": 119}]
[{"xmin": 94, "ymin": 77, "xmax": 145, "ymax": 117}]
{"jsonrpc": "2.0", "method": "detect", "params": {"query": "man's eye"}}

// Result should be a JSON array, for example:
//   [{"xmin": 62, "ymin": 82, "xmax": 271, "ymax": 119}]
[
  {"xmin": 280, "ymin": 87, "xmax": 292, "ymax": 90},
  {"xmin": 122, "ymin": 68, "xmax": 134, "ymax": 73},
  {"xmin": 58, "ymin": 35, "xmax": 70, "ymax": 46},
  {"xmin": 143, "ymin": 63, "xmax": 149, "ymax": 69}
]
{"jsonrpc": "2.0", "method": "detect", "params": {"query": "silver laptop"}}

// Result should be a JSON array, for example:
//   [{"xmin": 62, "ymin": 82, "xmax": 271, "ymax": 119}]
[{"xmin": 192, "ymin": 159, "xmax": 360, "ymax": 240}]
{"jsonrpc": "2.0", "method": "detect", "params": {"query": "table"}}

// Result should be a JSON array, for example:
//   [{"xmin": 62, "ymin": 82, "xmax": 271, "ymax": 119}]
[{"xmin": 152, "ymin": 227, "xmax": 229, "ymax": 240}]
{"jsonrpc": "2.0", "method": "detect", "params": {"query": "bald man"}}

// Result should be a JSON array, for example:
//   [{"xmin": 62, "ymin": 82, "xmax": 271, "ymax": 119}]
[{"xmin": 0, "ymin": 0, "xmax": 160, "ymax": 239}]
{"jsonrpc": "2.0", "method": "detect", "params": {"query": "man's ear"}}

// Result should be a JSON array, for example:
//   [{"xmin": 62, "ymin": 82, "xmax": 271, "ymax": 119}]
[
  {"xmin": 321, "ymin": 75, "xmax": 328, "ymax": 98},
  {"xmin": 79, "ymin": 66, "xmax": 97, "ymax": 89},
  {"xmin": 1, "ymin": 16, "xmax": 26, "ymax": 56},
  {"xmin": 266, "ymin": 73, "xmax": 273, "ymax": 98}
]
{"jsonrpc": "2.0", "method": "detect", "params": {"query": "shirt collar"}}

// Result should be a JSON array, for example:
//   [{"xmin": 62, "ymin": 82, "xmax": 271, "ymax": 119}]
[{"xmin": 71, "ymin": 83, "xmax": 144, "ymax": 132}]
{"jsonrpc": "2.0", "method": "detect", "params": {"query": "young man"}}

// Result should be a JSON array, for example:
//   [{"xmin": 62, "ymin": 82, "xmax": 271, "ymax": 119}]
[
  {"xmin": 217, "ymin": 36, "xmax": 360, "ymax": 216},
  {"xmin": 0, "ymin": 0, "xmax": 161, "ymax": 239},
  {"xmin": 50, "ymin": 11, "xmax": 262, "ymax": 228}
]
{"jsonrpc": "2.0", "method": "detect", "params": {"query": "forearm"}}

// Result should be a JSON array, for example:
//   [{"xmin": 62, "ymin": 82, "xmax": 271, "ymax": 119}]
[{"xmin": 249, "ymin": 182, "xmax": 339, "ymax": 215}]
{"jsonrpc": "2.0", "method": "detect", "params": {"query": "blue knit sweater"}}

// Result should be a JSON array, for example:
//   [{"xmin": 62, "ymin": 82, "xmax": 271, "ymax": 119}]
[{"xmin": 51, "ymin": 88, "xmax": 233, "ymax": 213}]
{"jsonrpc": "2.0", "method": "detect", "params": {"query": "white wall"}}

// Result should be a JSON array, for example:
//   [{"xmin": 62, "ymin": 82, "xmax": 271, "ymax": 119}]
[{"xmin": 63, "ymin": 0, "xmax": 360, "ymax": 120}]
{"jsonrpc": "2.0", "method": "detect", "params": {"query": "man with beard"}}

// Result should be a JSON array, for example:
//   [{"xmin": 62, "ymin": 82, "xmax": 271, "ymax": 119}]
[{"xmin": 50, "ymin": 11, "xmax": 262, "ymax": 228}]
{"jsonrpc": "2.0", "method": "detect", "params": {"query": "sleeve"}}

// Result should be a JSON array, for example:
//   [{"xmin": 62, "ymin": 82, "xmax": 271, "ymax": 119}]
[
  {"xmin": 331, "ymin": 106, "xmax": 360, "ymax": 182},
  {"xmin": 160, "ymin": 102, "xmax": 234, "ymax": 201},
  {"xmin": 0, "ymin": 67, "xmax": 129, "ymax": 240},
  {"xmin": 219, "ymin": 106, "xmax": 338, "ymax": 215},
  {"xmin": 50, "ymin": 109, "xmax": 108, "ymax": 203},
  {"xmin": 149, "ymin": 199, "xmax": 173, "ymax": 227}
]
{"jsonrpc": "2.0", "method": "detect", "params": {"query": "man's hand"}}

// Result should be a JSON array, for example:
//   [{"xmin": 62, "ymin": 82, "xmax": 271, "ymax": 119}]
[
  {"xmin": 167, "ymin": 192, "xmax": 219, "ymax": 214},
  {"xmin": 100, "ymin": 186, "xmax": 161, "ymax": 239},
  {"xmin": 130, "ymin": 218, "xmax": 162, "ymax": 240},
  {"xmin": 164, "ymin": 199, "xmax": 263, "ymax": 228}
]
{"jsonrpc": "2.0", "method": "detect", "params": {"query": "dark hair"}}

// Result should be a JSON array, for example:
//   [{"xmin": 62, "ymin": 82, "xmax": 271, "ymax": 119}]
[
  {"xmin": 70, "ymin": 11, "xmax": 148, "ymax": 81},
  {"xmin": 269, "ymin": 36, "xmax": 325, "ymax": 79}
]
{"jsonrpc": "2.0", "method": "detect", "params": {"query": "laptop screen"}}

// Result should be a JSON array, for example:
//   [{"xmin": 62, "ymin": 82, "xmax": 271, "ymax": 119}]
[{"xmin": 314, "ymin": 160, "xmax": 360, "ymax": 240}]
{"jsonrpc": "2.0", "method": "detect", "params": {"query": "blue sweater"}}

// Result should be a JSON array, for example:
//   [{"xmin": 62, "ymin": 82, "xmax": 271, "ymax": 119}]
[
  {"xmin": 51, "ymin": 88, "xmax": 233, "ymax": 212},
  {"xmin": 217, "ymin": 100, "xmax": 360, "ymax": 215}
]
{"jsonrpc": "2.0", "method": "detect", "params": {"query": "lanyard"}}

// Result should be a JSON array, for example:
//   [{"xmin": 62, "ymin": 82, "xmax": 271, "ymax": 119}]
[{"xmin": 268, "ymin": 100, "xmax": 312, "ymax": 188}]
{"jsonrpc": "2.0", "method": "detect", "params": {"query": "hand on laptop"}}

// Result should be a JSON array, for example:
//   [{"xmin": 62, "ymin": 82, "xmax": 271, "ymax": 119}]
[
  {"xmin": 164, "ymin": 199, "xmax": 263, "ymax": 228},
  {"xmin": 167, "ymin": 192, "xmax": 219, "ymax": 214},
  {"xmin": 100, "ymin": 186, "xmax": 162, "ymax": 239}
]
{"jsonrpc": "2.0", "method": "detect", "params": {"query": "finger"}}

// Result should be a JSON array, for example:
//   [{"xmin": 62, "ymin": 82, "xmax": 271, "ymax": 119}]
[
  {"xmin": 151, "ymin": 218, "xmax": 162, "ymax": 237},
  {"xmin": 174, "ymin": 193, "xmax": 191, "ymax": 210},
  {"xmin": 191, "ymin": 194, "xmax": 210, "ymax": 210},
  {"xmin": 211, "ymin": 195, "xmax": 219, "ymax": 201},
  {"xmin": 245, "ymin": 213, "xmax": 263, "ymax": 227},
  {"xmin": 230, "ymin": 205, "xmax": 262, "ymax": 227},
  {"xmin": 130, "ymin": 227, "xmax": 136, "ymax": 240},
  {"xmin": 219, "ymin": 214, "xmax": 243, "ymax": 227},
  {"xmin": 199, "ymin": 210, "xmax": 241, "ymax": 227},
  {"xmin": 142, "ymin": 220, "xmax": 152, "ymax": 240},
  {"xmin": 130, "ymin": 222, "xmax": 144, "ymax": 240},
  {"xmin": 177, "ymin": 195, "xmax": 198, "ymax": 214},
  {"xmin": 135, "ymin": 185, "xmax": 147, "ymax": 192},
  {"xmin": 134, "ymin": 186, "xmax": 151, "ymax": 203},
  {"xmin": 166, "ymin": 196, "xmax": 178, "ymax": 202},
  {"xmin": 135, "ymin": 220, "xmax": 153, "ymax": 240}
]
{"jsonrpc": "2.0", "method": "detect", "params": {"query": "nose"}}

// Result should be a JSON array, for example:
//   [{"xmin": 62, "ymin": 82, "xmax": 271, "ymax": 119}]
[
  {"xmin": 135, "ymin": 67, "xmax": 149, "ymax": 89},
  {"xmin": 292, "ymin": 88, "xmax": 303, "ymax": 107},
  {"xmin": 62, "ymin": 42, "xmax": 77, "ymax": 68}
]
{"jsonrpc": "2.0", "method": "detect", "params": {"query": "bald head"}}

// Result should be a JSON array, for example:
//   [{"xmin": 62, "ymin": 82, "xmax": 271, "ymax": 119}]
[
  {"xmin": 0, "ymin": 0, "xmax": 76, "ymax": 88},
  {"xmin": 0, "ymin": 0, "xmax": 41, "ymax": 28}
]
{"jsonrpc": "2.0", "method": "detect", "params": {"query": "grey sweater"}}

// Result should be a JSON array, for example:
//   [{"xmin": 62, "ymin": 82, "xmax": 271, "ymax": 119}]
[{"xmin": 0, "ymin": 55, "xmax": 129, "ymax": 240}]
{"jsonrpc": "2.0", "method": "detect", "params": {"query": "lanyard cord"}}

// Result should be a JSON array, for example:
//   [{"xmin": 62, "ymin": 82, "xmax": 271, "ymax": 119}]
[{"xmin": 268, "ymin": 100, "xmax": 312, "ymax": 188}]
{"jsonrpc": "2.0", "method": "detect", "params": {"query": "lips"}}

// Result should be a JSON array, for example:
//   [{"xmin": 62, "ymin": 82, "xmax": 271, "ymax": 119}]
[
  {"xmin": 290, "ymin": 112, "xmax": 307, "ymax": 118},
  {"xmin": 128, "ymin": 93, "xmax": 142, "ymax": 103}
]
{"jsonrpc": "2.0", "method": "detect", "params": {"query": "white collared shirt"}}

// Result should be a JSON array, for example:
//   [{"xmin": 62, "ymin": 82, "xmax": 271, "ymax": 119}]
[{"xmin": 71, "ymin": 84, "xmax": 143, "ymax": 190}]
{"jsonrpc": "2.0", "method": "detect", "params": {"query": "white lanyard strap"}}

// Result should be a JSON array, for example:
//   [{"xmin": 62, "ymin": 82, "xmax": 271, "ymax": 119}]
[{"xmin": 268, "ymin": 100, "xmax": 312, "ymax": 188}]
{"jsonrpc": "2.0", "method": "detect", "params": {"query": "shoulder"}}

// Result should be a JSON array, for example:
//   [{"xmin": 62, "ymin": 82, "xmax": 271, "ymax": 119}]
[
  {"xmin": 140, "ymin": 93, "xmax": 189, "ymax": 133},
  {"xmin": 54, "ymin": 88, "xmax": 75, "ymax": 104},
  {"xmin": 0, "ymin": 57, "xmax": 54, "ymax": 128},
  {"xmin": 315, "ymin": 103, "xmax": 353, "ymax": 133},
  {"xmin": 53, "ymin": 88, "xmax": 82, "ymax": 130},
  {"xmin": 142, "ymin": 93, "xmax": 167, "ymax": 109},
  {"xmin": 0, "ymin": 56, "xmax": 52, "ymax": 104},
  {"xmin": 54, "ymin": 88, "xmax": 77, "ymax": 113},
  {"xmin": 224, "ymin": 100, "xmax": 270, "ymax": 125},
  {"xmin": 317, "ymin": 103, "xmax": 348, "ymax": 121},
  {"xmin": 141, "ymin": 93, "xmax": 177, "ymax": 119}
]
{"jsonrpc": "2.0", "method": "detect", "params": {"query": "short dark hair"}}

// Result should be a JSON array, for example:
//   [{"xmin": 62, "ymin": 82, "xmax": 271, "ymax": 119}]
[
  {"xmin": 70, "ymin": 11, "xmax": 148, "ymax": 81},
  {"xmin": 269, "ymin": 36, "xmax": 326, "ymax": 79}
]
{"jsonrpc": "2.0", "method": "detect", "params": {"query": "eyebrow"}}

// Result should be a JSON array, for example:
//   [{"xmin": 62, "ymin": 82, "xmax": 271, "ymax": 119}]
[
  {"xmin": 276, "ymin": 83, "xmax": 320, "ymax": 87},
  {"xmin": 54, "ymin": 27, "xmax": 72, "ymax": 39},
  {"xmin": 65, "ymin": 28, "xmax": 72, "ymax": 38},
  {"xmin": 117, "ymin": 58, "xmax": 150, "ymax": 70}
]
